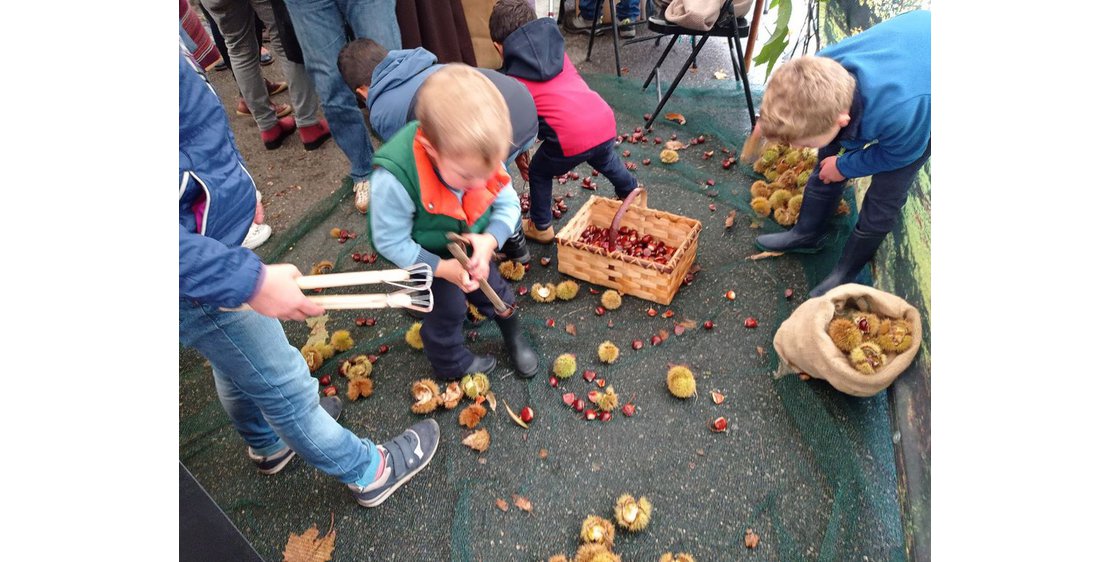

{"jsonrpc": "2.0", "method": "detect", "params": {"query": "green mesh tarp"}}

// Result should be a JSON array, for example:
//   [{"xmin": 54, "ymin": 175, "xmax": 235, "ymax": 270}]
[{"xmin": 181, "ymin": 75, "xmax": 917, "ymax": 561}]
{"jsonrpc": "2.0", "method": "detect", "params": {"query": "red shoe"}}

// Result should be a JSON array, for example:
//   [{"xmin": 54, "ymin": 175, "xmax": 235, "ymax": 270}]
[
  {"xmin": 237, "ymin": 97, "xmax": 292, "ymax": 118},
  {"xmin": 261, "ymin": 116, "xmax": 296, "ymax": 150},
  {"xmin": 265, "ymin": 79, "xmax": 288, "ymax": 96},
  {"xmin": 299, "ymin": 119, "xmax": 332, "ymax": 151}
]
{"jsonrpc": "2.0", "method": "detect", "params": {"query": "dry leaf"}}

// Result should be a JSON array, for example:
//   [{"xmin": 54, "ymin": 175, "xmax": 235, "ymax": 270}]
[
  {"xmin": 512, "ymin": 494, "xmax": 534, "ymax": 513},
  {"xmin": 711, "ymin": 391, "xmax": 725, "ymax": 405},
  {"xmin": 664, "ymin": 112, "xmax": 686, "ymax": 125},
  {"xmin": 724, "ymin": 210, "xmax": 737, "ymax": 229},
  {"xmin": 656, "ymin": 329, "xmax": 670, "ymax": 342},
  {"xmin": 462, "ymin": 428, "xmax": 490, "ymax": 452},
  {"xmin": 678, "ymin": 319, "xmax": 698, "ymax": 330},
  {"xmin": 663, "ymin": 140, "xmax": 688, "ymax": 151},
  {"xmin": 565, "ymin": 323, "xmax": 577, "ymax": 336},
  {"xmin": 713, "ymin": 70, "xmax": 727, "ymax": 80},
  {"xmin": 486, "ymin": 391, "xmax": 498, "ymax": 412},
  {"xmin": 746, "ymin": 251, "xmax": 784, "ymax": 261},
  {"xmin": 502, "ymin": 399, "xmax": 530, "ymax": 429},
  {"xmin": 282, "ymin": 523, "xmax": 336, "ymax": 562},
  {"xmin": 495, "ymin": 498, "xmax": 509, "ymax": 512},
  {"xmin": 756, "ymin": 346, "xmax": 767, "ymax": 360}
]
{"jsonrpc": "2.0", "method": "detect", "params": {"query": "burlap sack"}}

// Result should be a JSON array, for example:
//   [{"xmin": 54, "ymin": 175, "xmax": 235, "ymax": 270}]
[
  {"xmin": 664, "ymin": 0, "xmax": 754, "ymax": 32},
  {"xmin": 773, "ymin": 284, "xmax": 923, "ymax": 397}
]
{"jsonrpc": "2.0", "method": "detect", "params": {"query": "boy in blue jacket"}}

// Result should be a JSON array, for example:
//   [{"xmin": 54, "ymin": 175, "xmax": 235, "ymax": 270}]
[
  {"xmin": 337, "ymin": 39, "xmax": 539, "ymax": 264},
  {"xmin": 178, "ymin": 50, "xmax": 440, "ymax": 508},
  {"xmin": 754, "ymin": 10, "xmax": 931, "ymax": 297},
  {"xmin": 367, "ymin": 64, "xmax": 539, "ymax": 380}
]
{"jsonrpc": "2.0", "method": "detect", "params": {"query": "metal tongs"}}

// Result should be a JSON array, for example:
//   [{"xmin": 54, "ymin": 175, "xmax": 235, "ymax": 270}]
[{"xmin": 228, "ymin": 263, "xmax": 434, "ymax": 312}]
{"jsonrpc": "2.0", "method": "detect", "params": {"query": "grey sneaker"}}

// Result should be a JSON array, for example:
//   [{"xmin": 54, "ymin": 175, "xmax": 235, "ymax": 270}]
[
  {"xmin": 349, "ymin": 419, "xmax": 441, "ymax": 507},
  {"xmin": 246, "ymin": 396, "xmax": 343, "ymax": 475},
  {"xmin": 619, "ymin": 18, "xmax": 636, "ymax": 38},
  {"xmin": 565, "ymin": 14, "xmax": 603, "ymax": 34},
  {"xmin": 354, "ymin": 179, "xmax": 370, "ymax": 214}
]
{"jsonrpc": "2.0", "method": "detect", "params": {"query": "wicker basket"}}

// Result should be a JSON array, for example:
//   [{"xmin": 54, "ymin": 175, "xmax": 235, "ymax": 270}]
[{"xmin": 554, "ymin": 188, "xmax": 702, "ymax": 306}]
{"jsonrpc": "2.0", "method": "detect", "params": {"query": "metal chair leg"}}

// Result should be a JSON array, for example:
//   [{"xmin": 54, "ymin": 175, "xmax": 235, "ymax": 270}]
[
  {"xmin": 642, "ymin": 34, "xmax": 680, "ymax": 90},
  {"xmin": 646, "ymin": 34, "xmax": 711, "ymax": 128},
  {"xmin": 587, "ymin": 5, "xmax": 602, "ymax": 60},
  {"xmin": 733, "ymin": 22, "xmax": 756, "ymax": 130},
  {"xmin": 727, "ymin": 36, "xmax": 742, "ymax": 82},
  {"xmin": 610, "ymin": 0, "xmax": 621, "ymax": 76}
]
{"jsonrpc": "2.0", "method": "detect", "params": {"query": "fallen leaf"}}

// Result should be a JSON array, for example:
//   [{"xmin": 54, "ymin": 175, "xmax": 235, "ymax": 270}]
[
  {"xmin": 657, "ymin": 329, "xmax": 670, "ymax": 342},
  {"xmin": 711, "ymin": 391, "xmax": 725, "ymax": 404},
  {"xmin": 744, "ymin": 528, "xmax": 760, "ymax": 549},
  {"xmin": 501, "ymin": 399, "xmax": 530, "ymax": 429},
  {"xmin": 664, "ymin": 140, "xmax": 688, "ymax": 151},
  {"xmin": 664, "ymin": 112, "xmax": 687, "ymax": 125},
  {"xmin": 713, "ymin": 69, "xmax": 727, "ymax": 80},
  {"xmin": 282, "ymin": 523, "xmax": 336, "ymax": 562},
  {"xmin": 756, "ymin": 346, "xmax": 767, "ymax": 360},
  {"xmin": 746, "ymin": 251, "xmax": 784, "ymax": 261},
  {"xmin": 486, "ymin": 391, "xmax": 498, "ymax": 412},
  {"xmin": 724, "ymin": 210, "xmax": 737, "ymax": 229},
  {"xmin": 462, "ymin": 429, "xmax": 490, "ymax": 452},
  {"xmin": 565, "ymin": 323, "xmax": 577, "ymax": 336},
  {"xmin": 678, "ymin": 319, "xmax": 698, "ymax": 330},
  {"xmin": 512, "ymin": 494, "xmax": 533, "ymax": 513},
  {"xmin": 495, "ymin": 498, "xmax": 509, "ymax": 512}
]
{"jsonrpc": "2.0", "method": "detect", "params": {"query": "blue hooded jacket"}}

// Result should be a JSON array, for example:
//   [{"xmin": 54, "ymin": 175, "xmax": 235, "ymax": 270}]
[
  {"xmin": 367, "ymin": 48, "xmax": 538, "ymax": 152},
  {"xmin": 179, "ymin": 51, "xmax": 262, "ymax": 308},
  {"xmin": 819, "ymin": 10, "xmax": 931, "ymax": 178}
]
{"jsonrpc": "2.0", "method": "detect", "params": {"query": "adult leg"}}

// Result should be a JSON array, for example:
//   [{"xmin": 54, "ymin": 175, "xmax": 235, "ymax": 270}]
[
  {"xmin": 584, "ymin": 141, "xmax": 637, "ymax": 199},
  {"xmin": 340, "ymin": 0, "xmax": 401, "ymax": 49},
  {"xmin": 755, "ymin": 141, "xmax": 845, "ymax": 253},
  {"xmin": 202, "ymin": 0, "xmax": 279, "ymax": 130},
  {"xmin": 810, "ymin": 141, "xmax": 931, "ymax": 297},
  {"xmin": 179, "ymin": 301, "xmax": 379, "ymax": 484},
  {"xmin": 250, "ymin": 0, "xmax": 321, "ymax": 128}
]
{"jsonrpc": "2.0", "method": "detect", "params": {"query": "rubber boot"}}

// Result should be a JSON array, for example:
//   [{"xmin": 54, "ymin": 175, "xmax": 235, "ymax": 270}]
[
  {"xmin": 755, "ymin": 183, "xmax": 843, "ymax": 254},
  {"xmin": 493, "ymin": 309, "xmax": 539, "ymax": 378},
  {"xmin": 500, "ymin": 225, "xmax": 531, "ymax": 264},
  {"xmin": 809, "ymin": 228, "xmax": 887, "ymax": 297}
]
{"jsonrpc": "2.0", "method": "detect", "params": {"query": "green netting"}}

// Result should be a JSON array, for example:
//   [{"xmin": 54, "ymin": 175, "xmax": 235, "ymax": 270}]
[{"xmin": 180, "ymin": 74, "xmax": 910, "ymax": 561}]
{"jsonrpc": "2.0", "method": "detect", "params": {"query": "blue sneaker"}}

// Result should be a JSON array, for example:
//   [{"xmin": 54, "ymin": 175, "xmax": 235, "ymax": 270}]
[
  {"xmin": 246, "ymin": 396, "xmax": 343, "ymax": 475},
  {"xmin": 349, "ymin": 419, "xmax": 440, "ymax": 507}
]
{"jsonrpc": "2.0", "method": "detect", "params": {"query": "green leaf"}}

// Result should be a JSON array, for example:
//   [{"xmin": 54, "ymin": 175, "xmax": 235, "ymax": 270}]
[{"xmin": 751, "ymin": 0, "xmax": 793, "ymax": 80}]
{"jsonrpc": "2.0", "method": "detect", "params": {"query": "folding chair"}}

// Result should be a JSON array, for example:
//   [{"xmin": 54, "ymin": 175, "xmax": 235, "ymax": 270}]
[
  {"xmin": 584, "ymin": 0, "xmax": 654, "ymax": 77},
  {"xmin": 639, "ymin": 0, "xmax": 756, "ymax": 130}
]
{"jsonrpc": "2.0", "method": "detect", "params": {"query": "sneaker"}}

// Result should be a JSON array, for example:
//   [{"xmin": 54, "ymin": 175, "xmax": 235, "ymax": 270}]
[
  {"xmin": 522, "ymin": 219, "xmax": 555, "ymax": 244},
  {"xmin": 619, "ymin": 18, "xmax": 636, "ymax": 38},
  {"xmin": 213, "ymin": 58, "xmax": 229, "ymax": 71},
  {"xmin": 565, "ymin": 14, "xmax": 603, "ymax": 34},
  {"xmin": 265, "ymin": 79, "xmax": 288, "ymax": 96},
  {"xmin": 353, "ymin": 179, "xmax": 370, "ymax": 214},
  {"xmin": 261, "ymin": 116, "xmax": 297, "ymax": 150},
  {"xmin": 246, "ymin": 396, "xmax": 343, "ymax": 475},
  {"xmin": 260, "ymin": 47, "xmax": 274, "ymax": 66},
  {"xmin": 348, "ymin": 419, "xmax": 440, "ymax": 507},
  {"xmin": 236, "ymin": 98, "xmax": 293, "ymax": 118},
  {"xmin": 241, "ymin": 223, "xmax": 272, "ymax": 249},
  {"xmin": 299, "ymin": 119, "xmax": 332, "ymax": 151}
]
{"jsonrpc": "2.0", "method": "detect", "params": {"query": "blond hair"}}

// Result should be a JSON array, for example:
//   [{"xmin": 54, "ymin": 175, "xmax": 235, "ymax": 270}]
[
  {"xmin": 415, "ymin": 64, "xmax": 511, "ymax": 166},
  {"xmin": 759, "ymin": 56, "xmax": 856, "ymax": 142}
]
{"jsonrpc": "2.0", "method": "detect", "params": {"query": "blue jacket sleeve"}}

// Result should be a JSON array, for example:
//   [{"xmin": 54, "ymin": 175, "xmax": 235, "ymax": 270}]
[
  {"xmin": 368, "ymin": 168, "xmax": 442, "ymax": 271},
  {"xmin": 835, "ymin": 95, "xmax": 931, "ymax": 178},
  {"xmin": 179, "ymin": 223, "xmax": 263, "ymax": 307},
  {"xmin": 483, "ymin": 174, "xmax": 521, "ymax": 248}
]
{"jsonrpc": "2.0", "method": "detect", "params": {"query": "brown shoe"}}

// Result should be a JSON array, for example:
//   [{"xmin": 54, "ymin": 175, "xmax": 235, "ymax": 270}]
[
  {"xmin": 522, "ymin": 219, "xmax": 554, "ymax": 244},
  {"xmin": 236, "ymin": 98, "xmax": 292, "ymax": 118},
  {"xmin": 265, "ymin": 79, "xmax": 288, "ymax": 96}
]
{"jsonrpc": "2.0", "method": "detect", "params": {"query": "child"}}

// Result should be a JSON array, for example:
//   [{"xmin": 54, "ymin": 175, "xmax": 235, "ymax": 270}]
[
  {"xmin": 179, "ymin": 50, "xmax": 439, "ymax": 509},
  {"xmin": 367, "ymin": 64, "xmax": 540, "ymax": 380},
  {"xmin": 753, "ymin": 10, "xmax": 930, "ymax": 297},
  {"xmin": 337, "ymin": 39, "xmax": 538, "ymax": 263},
  {"xmin": 489, "ymin": 0, "xmax": 638, "ymax": 244}
]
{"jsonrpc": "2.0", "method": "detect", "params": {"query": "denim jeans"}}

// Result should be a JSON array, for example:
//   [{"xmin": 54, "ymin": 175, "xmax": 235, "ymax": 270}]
[
  {"xmin": 578, "ymin": 0, "xmax": 641, "ymax": 21},
  {"xmin": 527, "ymin": 137, "xmax": 636, "ymax": 229},
  {"xmin": 180, "ymin": 300, "xmax": 379, "ymax": 484},
  {"xmin": 283, "ymin": 0, "xmax": 401, "ymax": 182}
]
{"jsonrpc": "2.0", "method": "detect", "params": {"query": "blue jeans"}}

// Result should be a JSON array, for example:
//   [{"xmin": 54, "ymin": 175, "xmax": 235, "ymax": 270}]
[
  {"xmin": 180, "ymin": 300, "xmax": 380, "ymax": 484},
  {"xmin": 579, "ymin": 0, "xmax": 641, "ymax": 20},
  {"xmin": 283, "ymin": 0, "xmax": 401, "ymax": 181}
]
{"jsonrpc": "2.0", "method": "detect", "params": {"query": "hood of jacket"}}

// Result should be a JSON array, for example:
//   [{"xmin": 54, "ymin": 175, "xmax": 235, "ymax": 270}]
[{"xmin": 500, "ymin": 18, "xmax": 565, "ymax": 82}]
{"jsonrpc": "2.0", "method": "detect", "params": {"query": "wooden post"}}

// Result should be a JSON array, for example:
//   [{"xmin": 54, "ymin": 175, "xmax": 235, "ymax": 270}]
[{"xmin": 744, "ymin": 0, "xmax": 764, "ymax": 71}]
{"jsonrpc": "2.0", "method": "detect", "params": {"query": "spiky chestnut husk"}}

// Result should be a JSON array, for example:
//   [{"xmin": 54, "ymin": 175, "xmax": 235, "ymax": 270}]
[
  {"xmin": 531, "ymin": 283, "xmax": 557, "ymax": 303},
  {"xmin": 765, "ymin": 170, "xmax": 780, "ymax": 182},
  {"xmin": 775, "ymin": 159, "xmax": 792, "ymax": 174},
  {"xmin": 347, "ymin": 377, "xmax": 374, "ymax": 401},
  {"xmin": 498, "ymin": 260, "xmax": 526, "ymax": 281},
  {"xmin": 750, "ymin": 180, "xmax": 770, "ymax": 195},
  {"xmin": 768, "ymin": 189, "xmax": 793, "ymax": 209},
  {"xmin": 467, "ymin": 302, "xmax": 487, "ymax": 322},
  {"xmin": 750, "ymin": 197, "xmax": 772, "ymax": 217},
  {"xmin": 851, "ymin": 312, "xmax": 881, "ymax": 338},
  {"xmin": 556, "ymin": 280, "xmax": 580, "ymax": 300},
  {"xmin": 340, "ymin": 355, "xmax": 373, "ymax": 379},
  {"xmin": 314, "ymin": 341, "xmax": 337, "ymax": 360},
  {"xmin": 752, "ymin": 159, "xmax": 768, "ymax": 174},
  {"xmin": 404, "ymin": 322, "xmax": 424, "ymax": 350},
  {"xmin": 330, "ymin": 330, "xmax": 355, "ymax": 352},
  {"xmin": 596, "ymin": 387, "xmax": 619, "ymax": 412},
  {"xmin": 797, "ymin": 170, "xmax": 811, "ymax": 188},
  {"xmin": 750, "ymin": 184, "xmax": 772, "ymax": 200},
  {"xmin": 460, "ymin": 373, "xmax": 491, "ymax": 399},
  {"xmin": 553, "ymin": 354, "xmax": 578, "ymax": 379},
  {"xmin": 579, "ymin": 515, "xmax": 616, "ymax": 547},
  {"xmin": 614, "ymin": 494, "xmax": 652, "ymax": 532},
  {"xmin": 601, "ymin": 290, "xmax": 622, "ymax": 310},
  {"xmin": 598, "ymin": 341, "xmax": 620, "ymax": 364},
  {"xmin": 783, "ymin": 149, "xmax": 801, "ymax": 166},
  {"xmin": 827, "ymin": 318, "xmax": 863, "ymax": 352},
  {"xmin": 458, "ymin": 403, "xmax": 487, "ymax": 428},
  {"xmin": 310, "ymin": 260, "xmax": 335, "ymax": 275},
  {"xmin": 666, "ymin": 366, "xmax": 696, "ymax": 398},
  {"xmin": 410, "ymin": 379, "xmax": 441, "ymax": 414},
  {"xmin": 773, "ymin": 207, "xmax": 798, "ymax": 226},
  {"xmin": 659, "ymin": 554, "xmax": 696, "ymax": 562},
  {"xmin": 549, "ymin": 557, "xmax": 570, "ymax": 562},
  {"xmin": 878, "ymin": 319, "xmax": 914, "ymax": 353},
  {"xmin": 836, "ymin": 199, "xmax": 851, "ymax": 216},
  {"xmin": 440, "ymin": 382, "xmax": 463, "ymax": 409},
  {"xmin": 302, "ymin": 347, "xmax": 324, "ymax": 372},
  {"xmin": 788, "ymin": 194, "xmax": 805, "ymax": 214},
  {"xmin": 849, "ymin": 342, "xmax": 887, "ymax": 375},
  {"xmin": 778, "ymin": 170, "xmax": 798, "ymax": 189},
  {"xmin": 760, "ymin": 146, "xmax": 781, "ymax": 163},
  {"xmin": 574, "ymin": 543, "xmax": 621, "ymax": 562},
  {"xmin": 659, "ymin": 149, "xmax": 679, "ymax": 164}
]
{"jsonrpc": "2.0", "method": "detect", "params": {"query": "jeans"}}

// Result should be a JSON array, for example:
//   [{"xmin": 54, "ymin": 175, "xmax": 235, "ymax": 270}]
[
  {"xmin": 180, "ymin": 300, "xmax": 379, "ymax": 484},
  {"xmin": 528, "ymin": 137, "xmax": 637, "ymax": 228},
  {"xmin": 579, "ymin": 0, "xmax": 641, "ymax": 21},
  {"xmin": 283, "ymin": 0, "xmax": 401, "ymax": 182}
]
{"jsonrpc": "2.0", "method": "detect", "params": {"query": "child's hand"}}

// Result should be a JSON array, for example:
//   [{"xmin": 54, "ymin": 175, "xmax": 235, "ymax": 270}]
[
  {"xmin": 461, "ymin": 233, "xmax": 497, "ymax": 281},
  {"xmin": 515, "ymin": 152, "xmax": 531, "ymax": 183},
  {"xmin": 247, "ymin": 264, "xmax": 325, "ymax": 320},
  {"xmin": 818, "ymin": 156, "xmax": 846, "ymax": 183},
  {"xmin": 436, "ymin": 258, "xmax": 480, "ymax": 292}
]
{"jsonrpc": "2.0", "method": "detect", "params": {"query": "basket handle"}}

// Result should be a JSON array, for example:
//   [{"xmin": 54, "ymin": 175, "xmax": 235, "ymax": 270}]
[{"xmin": 609, "ymin": 187, "xmax": 647, "ymax": 246}]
